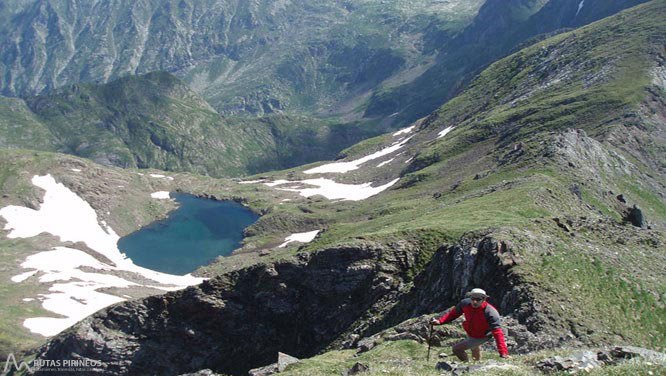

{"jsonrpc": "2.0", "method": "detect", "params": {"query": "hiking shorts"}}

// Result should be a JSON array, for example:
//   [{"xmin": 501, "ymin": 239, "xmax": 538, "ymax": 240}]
[{"xmin": 454, "ymin": 336, "xmax": 491, "ymax": 350}]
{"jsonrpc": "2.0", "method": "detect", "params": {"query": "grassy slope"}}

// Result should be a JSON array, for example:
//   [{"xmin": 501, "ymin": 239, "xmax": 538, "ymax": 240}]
[
  {"xmin": 237, "ymin": 0, "xmax": 666, "ymax": 354},
  {"xmin": 0, "ymin": 97, "xmax": 57, "ymax": 151},
  {"xmin": 284, "ymin": 340, "xmax": 666, "ymax": 376},
  {"xmin": 282, "ymin": 340, "xmax": 666, "ymax": 376}
]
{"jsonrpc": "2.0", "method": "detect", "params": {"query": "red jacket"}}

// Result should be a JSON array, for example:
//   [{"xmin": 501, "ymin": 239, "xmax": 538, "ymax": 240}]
[{"xmin": 437, "ymin": 298, "xmax": 509, "ymax": 356}]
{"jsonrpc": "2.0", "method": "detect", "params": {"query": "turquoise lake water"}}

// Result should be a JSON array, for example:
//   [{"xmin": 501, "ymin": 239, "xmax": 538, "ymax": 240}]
[{"xmin": 117, "ymin": 193, "xmax": 259, "ymax": 275}]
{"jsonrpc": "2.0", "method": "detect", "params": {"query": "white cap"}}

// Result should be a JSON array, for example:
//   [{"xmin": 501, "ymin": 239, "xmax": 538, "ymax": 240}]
[{"xmin": 467, "ymin": 288, "xmax": 488, "ymax": 298}]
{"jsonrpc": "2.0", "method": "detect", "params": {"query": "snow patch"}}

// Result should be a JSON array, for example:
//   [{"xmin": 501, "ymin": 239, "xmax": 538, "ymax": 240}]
[
  {"xmin": 151, "ymin": 191, "xmax": 171, "ymax": 199},
  {"xmin": 70, "ymin": 168, "xmax": 81, "ymax": 172},
  {"xmin": 393, "ymin": 126, "xmax": 415, "ymax": 137},
  {"xmin": 264, "ymin": 179, "xmax": 290, "ymax": 187},
  {"xmin": 438, "ymin": 126, "xmax": 454, "ymax": 139},
  {"xmin": 377, "ymin": 158, "xmax": 395, "ymax": 168},
  {"xmin": 0, "ymin": 175, "xmax": 205, "ymax": 337},
  {"xmin": 575, "ymin": 0, "xmax": 584, "ymax": 17},
  {"xmin": 304, "ymin": 137, "xmax": 413, "ymax": 174},
  {"xmin": 278, "ymin": 230, "xmax": 320, "ymax": 248},
  {"xmin": 275, "ymin": 178, "xmax": 399, "ymax": 201},
  {"xmin": 148, "ymin": 174, "xmax": 174, "ymax": 180},
  {"xmin": 11, "ymin": 270, "xmax": 37, "ymax": 283}
]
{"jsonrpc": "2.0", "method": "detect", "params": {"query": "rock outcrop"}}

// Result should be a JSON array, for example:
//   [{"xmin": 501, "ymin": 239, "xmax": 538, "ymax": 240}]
[
  {"xmin": 33, "ymin": 232, "xmax": 552, "ymax": 375},
  {"xmin": 34, "ymin": 241, "xmax": 422, "ymax": 375}
]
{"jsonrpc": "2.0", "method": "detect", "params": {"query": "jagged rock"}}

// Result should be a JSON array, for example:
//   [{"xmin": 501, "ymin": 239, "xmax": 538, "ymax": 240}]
[
  {"xmin": 552, "ymin": 217, "xmax": 571, "ymax": 232},
  {"xmin": 34, "ymin": 242, "xmax": 419, "ymax": 375},
  {"xmin": 435, "ymin": 361, "xmax": 455, "ymax": 371},
  {"xmin": 624, "ymin": 205, "xmax": 645, "ymax": 228},
  {"xmin": 611, "ymin": 346, "xmax": 666, "ymax": 362},
  {"xmin": 277, "ymin": 352, "xmax": 299, "ymax": 372},
  {"xmin": 356, "ymin": 337, "xmax": 378, "ymax": 353},
  {"xmin": 345, "ymin": 362, "xmax": 369, "ymax": 375},
  {"xmin": 537, "ymin": 349, "xmax": 619, "ymax": 373},
  {"xmin": 248, "ymin": 363, "xmax": 278, "ymax": 376},
  {"xmin": 385, "ymin": 332, "xmax": 422, "ymax": 343},
  {"xmin": 247, "ymin": 352, "xmax": 299, "ymax": 376}
]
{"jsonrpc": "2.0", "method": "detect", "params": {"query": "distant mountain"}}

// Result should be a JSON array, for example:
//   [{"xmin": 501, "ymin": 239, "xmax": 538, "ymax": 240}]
[
  {"xmin": 25, "ymin": 1, "xmax": 666, "ymax": 374},
  {"xmin": 0, "ymin": 0, "xmax": 484, "ymax": 119},
  {"xmin": 0, "ymin": 0, "xmax": 648, "ymax": 132},
  {"xmin": 362, "ymin": 0, "xmax": 650, "ymax": 125}
]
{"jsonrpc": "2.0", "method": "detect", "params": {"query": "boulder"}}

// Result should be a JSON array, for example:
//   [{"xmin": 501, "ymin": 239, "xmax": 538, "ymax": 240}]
[
  {"xmin": 611, "ymin": 346, "xmax": 666, "ymax": 362},
  {"xmin": 248, "ymin": 363, "xmax": 278, "ymax": 376},
  {"xmin": 247, "ymin": 352, "xmax": 299, "ymax": 375},
  {"xmin": 277, "ymin": 352, "xmax": 300, "ymax": 372},
  {"xmin": 536, "ymin": 351, "xmax": 603, "ymax": 373},
  {"xmin": 385, "ymin": 332, "xmax": 422, "ymax": 343},
  {"xmin": 356, "ymin": 337, "xmax": 378, "ymax": 353},
  {"xmin": 624, "ymin": 205, "xmax": 644, "ymax": 228},
  {"xmin": 435, "ymin": 361, "xmax": 455, "ymax": 371}
]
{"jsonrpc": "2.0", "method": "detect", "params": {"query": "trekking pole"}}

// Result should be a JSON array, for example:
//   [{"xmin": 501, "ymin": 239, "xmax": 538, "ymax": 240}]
[{"xmin": 427, "ymin": 322, "xmax": 433, "ymax": 361}]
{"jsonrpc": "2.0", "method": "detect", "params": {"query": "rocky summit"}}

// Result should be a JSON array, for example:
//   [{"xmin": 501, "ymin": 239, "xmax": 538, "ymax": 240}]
[{"xmin": 1, "ymin": 1, "xmax": 666, "ymax": 376}]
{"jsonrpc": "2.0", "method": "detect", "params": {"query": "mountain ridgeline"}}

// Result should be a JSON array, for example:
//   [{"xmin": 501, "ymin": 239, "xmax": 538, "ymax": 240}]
[
  {"xmin": 24, "ymin": 1, "xmax": 666, "ymax": 375},
  {"xmin": 0, "ymin": 0, "xmax": 650, "ymax": 127},
  {"xmin": 0, "ymin": 0, "xmax": 652, "ymax": 179}
]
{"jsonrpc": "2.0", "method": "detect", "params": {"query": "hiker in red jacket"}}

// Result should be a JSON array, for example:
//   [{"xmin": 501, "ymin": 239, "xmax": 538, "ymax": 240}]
[{"xmin": 431, "ymin": 288, "xmax": 510, "ymax": 361}]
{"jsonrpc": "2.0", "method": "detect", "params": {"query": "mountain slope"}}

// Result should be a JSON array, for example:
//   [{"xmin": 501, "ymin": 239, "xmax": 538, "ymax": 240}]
[
  {"xmin": 22, "ymin": 1, "xmax": 666, "ymax": 375},
  {"xmin": 20, "ymin": 72, "xmax": 280, "ymax": 176},
  {"xmin": 362, "ymin": 0, "xmax": 650, "ymax": 126},
  {"xmin": 0, "ymin": 0, "xmax": 649, "ymax": 134},
  {"xmin": 0, "ymin": 96, "xmax": 57, "ymax": 151},
  {"xmin": 1, "ymin": 72, "xmax": 389, "ymax": 177},
  {"xmin": 0, "ymin": 0, "xmax": 483, "ymax": 116}
]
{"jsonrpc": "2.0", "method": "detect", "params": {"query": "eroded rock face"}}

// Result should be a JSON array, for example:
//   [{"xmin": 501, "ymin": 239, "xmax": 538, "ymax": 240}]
[
  {"xmin": 34, "ymin": 242, "xmax": 419, "ymax": 375},
  {"xmin": 375, "ymin": 235, "xmax": 531, "ymax": 328},
  {"xmin": 33, "ymin": 234, "xmax": 550, "ymax": 375}
]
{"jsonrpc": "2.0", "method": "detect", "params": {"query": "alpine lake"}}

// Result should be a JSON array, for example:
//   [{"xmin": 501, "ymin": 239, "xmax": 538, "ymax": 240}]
[{"xmin": 117, "ymin": 193, "xmax": 259, "ymax": 275}]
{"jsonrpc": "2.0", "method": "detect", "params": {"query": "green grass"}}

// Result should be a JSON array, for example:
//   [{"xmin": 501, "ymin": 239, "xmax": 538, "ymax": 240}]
[
  {"xmin": 0, "ymin": 239, "xmax": 54, "ymax": 357},
  {"xmin": 530, "ymin": 248, "xmax": 666, "ymax": 348},
  {"xmin": 281, "ymin": 339, "xmax": 666, "ymax": 376},
  {"xmin": 620, "ymin": 180, "xmax": 666, "ymax": 221}
]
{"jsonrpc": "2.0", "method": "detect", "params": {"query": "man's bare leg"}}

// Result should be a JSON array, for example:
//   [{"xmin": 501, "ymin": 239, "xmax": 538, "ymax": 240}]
[
  {"xmin": 452, "ymin": 341, "xmax": 469, "ymax": 362},
  {"xmin": 471, "ymin": 346, "xmax": 481, "ymax": 361}
]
